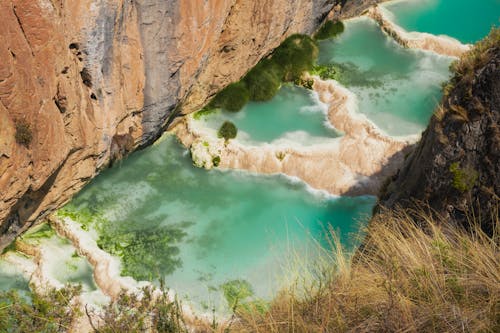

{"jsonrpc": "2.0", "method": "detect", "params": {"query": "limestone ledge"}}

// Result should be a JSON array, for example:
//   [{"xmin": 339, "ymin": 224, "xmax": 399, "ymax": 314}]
[
  {"xmin": 368, "ymin": 5, "xmax": 470, "ymax": 57},
  {"xmin": 174, "ymin": 77, "xmax": 418, "ymax": 196}
]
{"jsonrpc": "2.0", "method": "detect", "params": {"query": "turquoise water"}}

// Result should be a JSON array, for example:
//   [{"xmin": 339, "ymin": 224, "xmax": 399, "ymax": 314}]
[
  {"xmin": 0, "ymin": 224, "xmax": 98, "ymax": 294},
  {"xmin": 0, "ymin": 260, "xmax": 29, "ymax": 292},
  {"xmin": 62, "ymin": 135, "xmax": 375, "ymax": 312},
  {"xmin": 23, "ymin": 228, "xmax": 98, "ymax": 293},
  {"xmin": 318, "ymin": 18, "xmax": 452, "ymax": 136},
  {"xmin": 197, "ymin": 85, "xmax": 339, "ymax": 144},
  {"xmin": 383, "ymin": 0, "xmax": 500, "ymax": 44}
]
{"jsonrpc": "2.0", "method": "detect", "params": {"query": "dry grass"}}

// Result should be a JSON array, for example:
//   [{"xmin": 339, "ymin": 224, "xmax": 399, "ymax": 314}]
[
  {"xmin": 451, "ymin": 28, "xmax": 499, "ymax": 82},
  {"xmin": 233, "ymin": 210, "xmax": 500, "ymax": 333}
]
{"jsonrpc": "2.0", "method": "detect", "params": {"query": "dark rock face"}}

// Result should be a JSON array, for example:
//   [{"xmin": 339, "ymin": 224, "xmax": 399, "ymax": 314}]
[
  {"xmin": 340, "ymin": 0, "xmax": 383, "ymax": 18},
  {"xmin": 379, "ymin": 43, "xmax": 500, "ymax": 235}
]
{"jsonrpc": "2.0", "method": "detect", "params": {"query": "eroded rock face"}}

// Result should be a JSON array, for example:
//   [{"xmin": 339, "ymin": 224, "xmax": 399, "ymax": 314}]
[
  {"xmin": 0, "ymin": 0, "xmax": 336, "ymax": 250},
  {"xmin": 379, "ymin": 40, "xmax": 500, "ymax": 235}
]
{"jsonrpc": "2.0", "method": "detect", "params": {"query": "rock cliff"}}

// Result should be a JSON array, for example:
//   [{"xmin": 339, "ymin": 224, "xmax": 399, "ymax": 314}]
[
  {"xmin": 379, "ymin": 30, "xmax": 500, "ymax": 235},
  {"xmin": 0, "ymin": 0, "xmax": 338, "ymax": 250}
]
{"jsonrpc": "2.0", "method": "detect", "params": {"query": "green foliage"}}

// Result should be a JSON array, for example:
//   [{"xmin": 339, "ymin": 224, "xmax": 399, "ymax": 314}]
[
  {"xmin": 0, "ymin": 285, "xmax": 82, "ymax": 332},
  {"xmin": 449, "ymin": 162, "xmax": 478, "ymax": 192},
  {"xmin": 193, "ymin": 106, "xmax": 217, "ymax": 120},
  {"xmin": 311, "ymin": 63, "xmax": 338, "ymax": 80},
  {"xmin": 221, "ymin": 279, "xmax": 254, "ymax": 310},
  {"xmin": 272, "ymin": 34, "xmax": 319, "ymax": 81},
  {"xmin": 312, "ymin": 62, "xmax": 384, "ymax": 88},
  {"xmin": 243, "ymin": 59, "xmax": 283, "ymax": 101},
  {"xmin": 294, "ymin": 77, "xmax": 315, "ymax": 90},
  {"xmin": 15, "ymin": 120, "xmax": 33, "ymax": 147},
  {"xmin": 314, "ymin": 20, "xmax": 345, "ymax": 40},
  {"xmin": 21, "ymin": 223, "xmax": 56, "ymax": 243},
  {"xmin": 211, "ymin": 82, "xmax": 250, "ymax": 112},
  {"xmin": 59, "ymin": 204, "xmax": 190, "ymax": 281},
  {"xmin": 212, "ymin": 156, "xmax": 221, "ymax": 167},
  {"xmin": 218, "ymin": 121, "xmax": 238, "ymax": 141},
  {"xmin": 89, "ymin": 285, "xmax": 188, "ymax": 333},
  {"xmin": 202, "ymin": 33, "xmax": 320, "ymax": 112},
  {"xmin": 97, "ymin": 221, "xmax": 190, "ymax": 281}
]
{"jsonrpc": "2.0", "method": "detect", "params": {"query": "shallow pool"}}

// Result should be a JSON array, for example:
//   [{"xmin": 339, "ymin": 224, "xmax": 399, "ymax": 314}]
[
  {"xmin": 383, "ymin": 0, "xmax": 500, "ymax": 44},
  {"xmin": 61, "ymin": 135, "xmax": 375, "ymax": 313},
  {"xmin": 318, "ymin": 17, "xmax": 452, "ymax": 136},
  {"xmin": 195, "ymin": 84, "xmax": 339, "ymax": 144}
]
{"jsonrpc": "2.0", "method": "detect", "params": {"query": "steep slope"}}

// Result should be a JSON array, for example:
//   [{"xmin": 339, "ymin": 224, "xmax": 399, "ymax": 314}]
[
  {"xmin": 379, "ymin": 29, "xmax": 500, "ymax": 235},
  {"xmin": 0, "ymin": 0, "xmax": 338, "ymax": 251}
]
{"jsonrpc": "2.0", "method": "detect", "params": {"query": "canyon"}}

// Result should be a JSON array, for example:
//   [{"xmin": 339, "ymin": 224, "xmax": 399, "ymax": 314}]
[{"xmin": 0, "ymin": 0, "xmax": 340, "ymax": 251}]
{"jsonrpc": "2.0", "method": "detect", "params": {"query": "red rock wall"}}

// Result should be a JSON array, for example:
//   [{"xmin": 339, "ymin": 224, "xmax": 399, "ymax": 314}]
[{"xmin": 0, "ymin": 0, "xmax": 336, "ymax": 250}]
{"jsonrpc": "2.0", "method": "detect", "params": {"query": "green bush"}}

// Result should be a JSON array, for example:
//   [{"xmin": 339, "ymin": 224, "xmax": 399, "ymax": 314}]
[
  {"xmin": 212, "ymin": 156, "xmax": 221, "ymax": 167},
  {"xmin": 218, "ymin": 121, "xmax": 238, "ymax": 141},
  {"xmin": 294, "ymin": 77, "xmax": 315, "ymax": 90},
  {"xmin": 272, "ymin": 34, "xmax": 319, "ymax": 81},
  {"xmin": 243, "ymin": 59, "xmax": 282, "ymax": 101},
  {"xmin": 314, "ymin": 20, "xmax": 345, "ymax": 40},
  {"xmin": 15, "ymin": 120, "xmax": 33, "ymax": 147},
  {"xmin": 206, "ymin": 34, "xmax": 319, "ymax": 110},
  {"xmin": 211, "ymin": 82, "xmax": 250, "ymax": 112},
  {"xmin": 0, "ymin": 285, "xmax": 82, "ymax": 332},
  {"xmin": 311, "ymin": 64, "xmax": 338, "ymax": 80}
]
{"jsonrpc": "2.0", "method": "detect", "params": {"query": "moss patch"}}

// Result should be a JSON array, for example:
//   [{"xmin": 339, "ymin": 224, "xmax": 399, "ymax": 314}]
[
  {"xmin": 449, "ymin": 162, "xmax": 478, "ymax": 192},
  {"xmin": 193, "ymin": 107, "xmax": 217, "ymax": 120},
  {"xmin": 315, "ymin": 20, "xmax": 345, "ymax": 40}
]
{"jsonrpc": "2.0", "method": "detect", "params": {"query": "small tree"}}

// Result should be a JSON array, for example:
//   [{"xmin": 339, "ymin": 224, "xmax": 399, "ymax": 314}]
[{"xmin": 218, "ymin": 121, "xmax": 238, "ymax": 141}]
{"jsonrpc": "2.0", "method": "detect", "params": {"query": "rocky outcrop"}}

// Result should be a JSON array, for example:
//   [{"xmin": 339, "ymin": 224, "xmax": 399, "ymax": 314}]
[
  {"xmin": 0, "ymin": 0, "xmax": 337, "ymax": 251},
  {"xmin": 339, "ymin": 0, "xmax": 383, "ymax": 18},
  {"xmin": 378, "ymin": 30, "xmax": 500, "ymax": 235}
]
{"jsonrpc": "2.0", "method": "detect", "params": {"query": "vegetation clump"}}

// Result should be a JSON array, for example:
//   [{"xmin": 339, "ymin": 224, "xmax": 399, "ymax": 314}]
[
  {"xmin": 314, "ymin": 20, "xmax": 345, "ymax": 40},
  {"xmin": 449, "ymin": 162, "xmax": 478, "ymax": 192},
  {"xmin": 211, "ymin": 82, "xmax": 250, "ymax": 112},
  {"xmin": 87, "ymin": 284, "xmax": 189, "ymax": 332},
  {"xmin": 212, "ymin": 156, "xmax": 221, "ymax": 167},
  {"xmin": 204, "ymin": 33, "xmax": 321, "ymax": 112},
  {"xmin": 218, "ymin": 121, "xmax": 238, "ymax": 141},
  {"xmin": 193, "ymin": 106, "xmax": 216, "ymax": 120},
  {"xmin": 58, "ymin": 205, "xmax": 189, "ymax": 281},
  {"xmin": 272, "ymin": 34, "xmax": 319, "ymax": 81},
  {"xmin": 0, "ymin": 285, "xmax": 82, "ymax": 332},
  {"xmin": 15, "ymin": 119, "xmax": 33, "ymax": 147},
  {"xmin": 243, "ymin": 59, "xmax": 283, "ymax": 101}
]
